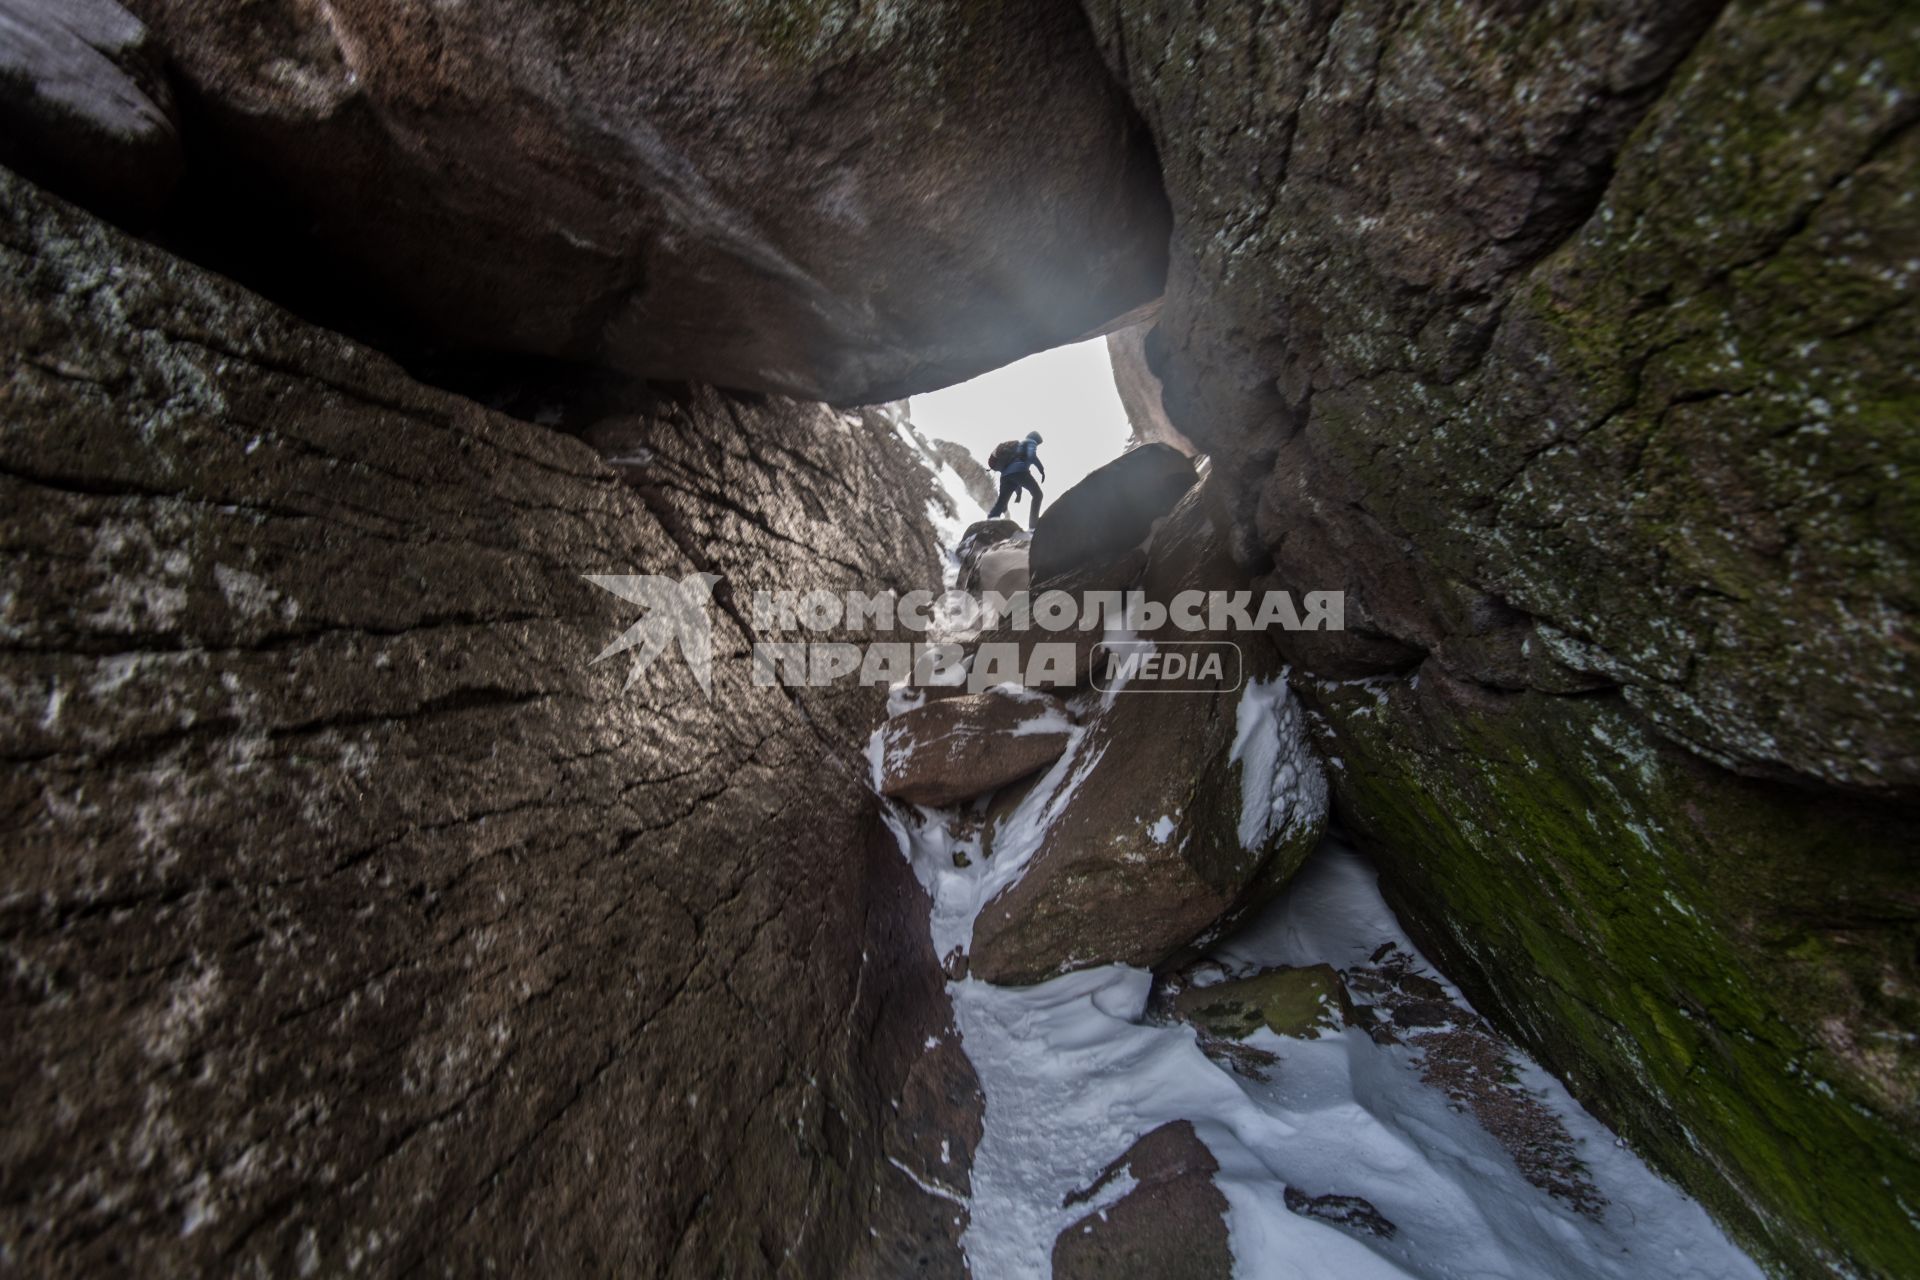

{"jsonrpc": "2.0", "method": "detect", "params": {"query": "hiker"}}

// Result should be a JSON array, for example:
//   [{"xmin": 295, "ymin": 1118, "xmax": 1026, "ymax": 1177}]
[{"xmin": 986, "ymin": 430, "xmax": 1046, "ymax": 526}]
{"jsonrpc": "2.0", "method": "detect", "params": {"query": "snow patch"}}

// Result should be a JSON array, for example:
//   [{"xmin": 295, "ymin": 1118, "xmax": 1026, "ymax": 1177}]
[
  {"xmin": 953, "ymin": 842, "xmax": 1765, "ymax": 1280},
  {"xmin": 1229, "ymin": 674, "xmax": 1328, "ymax": 852}
]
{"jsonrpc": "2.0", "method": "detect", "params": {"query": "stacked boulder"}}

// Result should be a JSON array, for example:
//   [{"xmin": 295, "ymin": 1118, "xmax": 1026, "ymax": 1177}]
[{"xmin": 878, "ymin": 445, "xmax": 1330, "ymax": 988}]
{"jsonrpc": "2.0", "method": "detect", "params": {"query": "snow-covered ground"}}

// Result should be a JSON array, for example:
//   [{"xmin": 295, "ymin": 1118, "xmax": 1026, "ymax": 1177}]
[{"xmin": 874, "ymin": 677, "xmax": 1765, "ymax": 1280}]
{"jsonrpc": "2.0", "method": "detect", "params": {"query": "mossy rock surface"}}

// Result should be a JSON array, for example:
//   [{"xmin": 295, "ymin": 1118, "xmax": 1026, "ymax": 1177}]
[
  {"xmin": 1081, "ymin": 0, "xmax": 1916, "ymax": 793},
  {"xmin": 1174, "ymin": 964, "xmax": 1353, "ymax": 1041},
  {"xmin": 1309, "ymin": 668, "xmax": 1919, "ymax": 1279},
  {"xmin": 1081, "ymin": 0, "xmax": 1920, "ymax": 1271}
]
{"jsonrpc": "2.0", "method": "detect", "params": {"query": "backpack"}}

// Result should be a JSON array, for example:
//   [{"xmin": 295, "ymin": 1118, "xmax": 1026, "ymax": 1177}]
[{"xmin": 987, "ymin": 439, "xmax": 1022, "ymax": 472}]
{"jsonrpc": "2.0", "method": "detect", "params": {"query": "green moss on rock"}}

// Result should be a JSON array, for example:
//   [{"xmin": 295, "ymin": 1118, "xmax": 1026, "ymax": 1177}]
[
  {"xmin": 1174, "ymin": 964, "xmax": 1353, "ymax": 1040},
  {"xmin": 1309, "ymin": 670, "xmax": 1919, "ymax": 1278}
]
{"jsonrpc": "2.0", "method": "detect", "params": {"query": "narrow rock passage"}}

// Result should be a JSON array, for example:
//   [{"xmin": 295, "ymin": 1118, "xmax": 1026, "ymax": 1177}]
[
  {"xmin": 873, "ymin": 453, "xmax": 1762, "ymax": 1276},
  {"xmin": 881, "ymin": 793, "xmax": 1766, "ymax": 1279}
]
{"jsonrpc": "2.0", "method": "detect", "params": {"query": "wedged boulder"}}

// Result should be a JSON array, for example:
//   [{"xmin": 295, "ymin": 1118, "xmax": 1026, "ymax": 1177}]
[
  {"xmin": 117, "ymin": 0, "xmax": 1169, "ymax": 402},
  {"xmin": 878, "ymin": 688, "xmax": 1074, "ymax": 808},
  {"xmin": 1052, "ymin": 1121, "xmax": 1231, "ymax": 1280},
  {"xmin": 968, "ymin": 657, "xmax": 1327, "ymax": 986},
  {"xmin": 0, "ymin": 168, "xmax": 966, "ymax": 1277},
  {"xmin": 1029, "ymin": 443, "xmax": 1197, "ymax": 585},
  {"xmin": 1174, "ymin": 965, "xmax": 1354, "ymax": 1040},
  {"xmin": 0, "ymin": 0, "xmax": 180, "ymax": 217}
]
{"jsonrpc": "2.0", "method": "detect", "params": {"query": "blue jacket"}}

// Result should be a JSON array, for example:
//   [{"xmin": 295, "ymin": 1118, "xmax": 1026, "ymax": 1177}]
[{"xmin": 1005, "ymin": 439, "xmax": 1044, "ymax": 478}]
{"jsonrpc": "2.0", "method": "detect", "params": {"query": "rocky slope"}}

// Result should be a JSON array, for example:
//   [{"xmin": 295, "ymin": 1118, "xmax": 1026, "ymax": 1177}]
[
  {"xmin": 0, "ymin": 168, "xmax": 973, "ymax": 1277},
  {"xmin": 1086, "ymin": 0, "xmax": 1919, "ymax": 1273}
]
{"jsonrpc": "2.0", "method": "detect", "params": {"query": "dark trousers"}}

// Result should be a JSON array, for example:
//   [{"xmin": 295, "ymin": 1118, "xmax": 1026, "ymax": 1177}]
[{"xmin": 988, "ymin": 470, "xmax": 1044, "ymax": 524}]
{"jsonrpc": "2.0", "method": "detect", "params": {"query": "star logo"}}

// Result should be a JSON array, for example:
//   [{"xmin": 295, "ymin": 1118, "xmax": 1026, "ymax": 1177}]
[{"xmin": 585, "ymin": 572, "xmax": 722, "ymax": 700}]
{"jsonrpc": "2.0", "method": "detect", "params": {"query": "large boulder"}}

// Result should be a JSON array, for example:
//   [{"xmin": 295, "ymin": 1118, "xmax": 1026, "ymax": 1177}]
[
  {"xmin": 1028, "ymin": 443, "xmax": 1197, "ymax": 585},
  {"xmin": 1079, "ymin": 0, "xmax": 1920, "ymax": 1271},
  {"xmin": 0, "ymin": 169, "xmax": 970, "ymax": 1277},
  {"xmin": 1052, "ymin": 1122, "xmax": 1231, "ymax": 1280},
  {"xmin": 877, "ymin": 688, "xmax": 1074, "ymax": 808},
  {"xmin": 968, "ymin": 659, "xmax": 1327, "ymax": 986},
  {"xmin": 115, "ymin": 0, "xmax": 1169, "ymax": 402},
  {"xmin": 0, "ymin": 0, "xmax": 180, "ymax": 217}
]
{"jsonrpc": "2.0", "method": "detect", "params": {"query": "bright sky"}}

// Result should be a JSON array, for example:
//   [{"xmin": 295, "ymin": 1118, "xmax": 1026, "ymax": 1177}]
[{"xmin": 908, "ymin": 338, "xmax": 1132, "ymax": 499}]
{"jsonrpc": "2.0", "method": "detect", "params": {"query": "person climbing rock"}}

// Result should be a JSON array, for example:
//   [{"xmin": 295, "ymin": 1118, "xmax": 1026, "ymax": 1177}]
[{"xmin": 986, "ymin": 430, "xmax": 1046, "ymax": 526}]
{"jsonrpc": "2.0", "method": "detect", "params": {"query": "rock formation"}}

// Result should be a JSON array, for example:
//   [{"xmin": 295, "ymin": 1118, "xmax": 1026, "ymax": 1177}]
[
  {"xmin": 1106, "ymin": 320, "xmax": 1196, "ymax": 456},
  {"xmin": 877, "ymin": 688, "xmax": 1074, "ymax": 808},
  {"xmin": 954, "ymin": 518, "xmax": 1028, "ymax": 595},
  {"xmin": 2, "ymin": 0, "xmax": 1915, "ymax": 1272},
  {"xmin": 967, "ymin": 667, "xmax": 1326, "ymax": 986},
  {"xmin": 109, "ymin": 0, "xmax": 1169, "ymax": 403},
  {"xmin": 884, "ymin": 494, "xmax": 1329, "ymax": 988},
  {"xmin": 1027, "ymin": 442, "xmax": 1197, "ymax": 585},
  {"xmin": 1086, "ymin": 0, "xmax": 1919, "ymax": 1272},
  {"xmin": 0, "ymin": 168, "xmax": 973, "ymax": 1278}
]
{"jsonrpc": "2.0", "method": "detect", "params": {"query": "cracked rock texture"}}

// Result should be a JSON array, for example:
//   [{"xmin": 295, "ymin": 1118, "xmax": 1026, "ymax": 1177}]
[
  {"xmin": 0, "ymin": 168, "xmax": 975, "ymax": 1277},
  {"xmin": 1085, "ymin": 0, "xmax": 1918, "ymax": 1273},
  {"xmin": 114, "ymin": 0, "xmax": 1169, "ymax": 404}
]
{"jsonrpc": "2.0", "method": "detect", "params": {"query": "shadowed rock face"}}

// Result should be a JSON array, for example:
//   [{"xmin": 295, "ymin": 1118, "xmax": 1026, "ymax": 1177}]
[
  {"xmin": 0, "ymin": 169, "xmax": 974, "ymax": 1278},
  {"xmin": 115, "ymin": 0, "xmax": 1169, "ymax": 403},
  {"xmin": 0, "ymin": 0, "xmax": 181, "ymax": 219},
  {"xmin": 1084, "ymin": 0, "xmax": 1920, "ymax": 1272}
]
